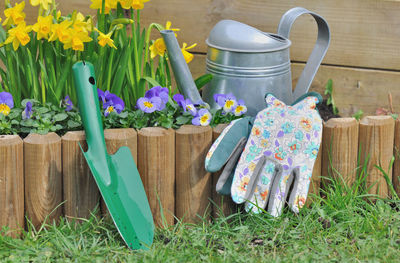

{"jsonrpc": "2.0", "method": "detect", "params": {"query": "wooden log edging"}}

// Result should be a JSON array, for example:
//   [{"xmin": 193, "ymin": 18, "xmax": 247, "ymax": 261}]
[
  {"xmin": 0, "ymin": 135, "xmax": 24, "ymax": 237},
  {"xmin": 175, "ymin": 125, "xmax": 212, "ymax": 223},
  {"xmin": 322, "ymin": 118, "xmax": 359, "ymax": 187},
  {"xmin": 137, "ymin": 127, "xmax": 175, "ymax": 227},
  {"xmin": 62, "ymin": 131, "xmax": 99, "ymax": 220},
  {"xmin": 24, "ymin": 133, "xmax": 62, "ymax": 229},
  {"xmin": 359, "ymin": 116, "xmax": 395, "ymax": 198},
  {"xmin": 4, "ymin": 117, "xmax": 400, "ymax": 232}
]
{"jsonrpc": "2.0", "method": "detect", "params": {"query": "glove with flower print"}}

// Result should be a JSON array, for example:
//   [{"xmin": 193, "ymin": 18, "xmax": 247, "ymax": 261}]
[{"xmin": 231, "ymin": 93, "xmax": 323, "ymax": 217}]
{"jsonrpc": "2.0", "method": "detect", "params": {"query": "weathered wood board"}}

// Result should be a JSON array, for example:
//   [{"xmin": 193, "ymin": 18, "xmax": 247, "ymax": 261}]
[
  {"xmin": 189, "ymin": 55, "xmax": 400, "ymax": 116},
  {"xmin": 2, "ymin": 0, "xmax": 400, "ymax": 70}
]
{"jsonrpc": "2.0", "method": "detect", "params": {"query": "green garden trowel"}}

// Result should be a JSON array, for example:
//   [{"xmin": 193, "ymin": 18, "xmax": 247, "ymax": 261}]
[{"xmin": 72, "ymin": 61, "xmax": 154, "ymax": 250}]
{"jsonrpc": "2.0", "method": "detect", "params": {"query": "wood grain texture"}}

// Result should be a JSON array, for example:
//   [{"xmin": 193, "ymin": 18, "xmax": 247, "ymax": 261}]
[
  {"xmin": 24, "ymin": 133, "xmax": 62, "ymax": 229},
  {"xmin": 189, "ymin": 55, "xmax": 400, "ymax": 117},
  {"xmin": 359, "ymin": 116, "xmax": 395, "ymax": 198},
  {"xmin": 137, "ymin": 128, "xmax": 175, "ymax": 227},
  {"xmin": 211, "ymin": 124, "xmax": 238, "ymax": 218},
  {"xmin": 175, "ymin": 125, "xmax": 212, "ymax": 223},
  {"xmin": 393, "ymin": 119, "xmax": 400, "ymax": 197},
  {"xmin": 322, "ymin": 118, "xmax": 359, "ymax": 187},
  {"xmin": 100, "ymin": 128, "xmax": 139, "ymax": 216},
  {"xmin": 0, "ymin": 135, "xmax": 24, "ymax": 237},
  {"xmin": 140, "ymin": 0, "xmax": 400, "ymax": 70},
  {"xmin": 8, "ymin": 0, "xmax": 400, "ymax": 70},
  {"xmin": 62, "ymin": 131, "xmax": 99, "ymax": 220}
]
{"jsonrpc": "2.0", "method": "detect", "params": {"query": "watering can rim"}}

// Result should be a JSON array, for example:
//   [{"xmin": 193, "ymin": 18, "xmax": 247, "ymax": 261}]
[{"xmin": 206, "ymin": 19, "xmax": 292, "ymax": 53}]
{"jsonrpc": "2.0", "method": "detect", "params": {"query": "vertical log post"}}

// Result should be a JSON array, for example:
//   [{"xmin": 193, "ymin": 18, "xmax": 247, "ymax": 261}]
[
  {"xmin": 137, "ymin": 128, "xmax": 175, "ymax": 227},
  {"xmin": 175, "ymin": 125, "xmax": 212, "ymax": 223},
  {"xmin": 0, "ymin": 135, "xmax": 24, "ymax": 237},
  {"xmin": 24, "ymin": 133, "xmax": 62, "ymax": 229},
  {"xmin": 211, "ymin": 124, "xmax": 238, "ymax": 218},
  {"xmin": 393, "ymin": 119, "xmax": 400, "ymax": 196},
  {"xmin": 62, "ymin": 131, "xmax": 99, "ymax": 220},
  {"xmin": 322, "ymin": 118, "xmax": 359, "ymax": 187},
  {"xmin": 102, "ymin": 129, "xmax": 138, "ymax": 216},
  {"xmin": 359, "ymin": 116, "xmax": 395, "ymax": 198}
]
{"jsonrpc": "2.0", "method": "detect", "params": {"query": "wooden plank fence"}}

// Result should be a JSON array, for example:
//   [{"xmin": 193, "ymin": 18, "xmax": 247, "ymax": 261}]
[
  {"xmin": 1, "ymin": 0, "xmax": 400, "ymax": 115},
  {"xmin": 1, "ymin": 118, "xmax": 400, "ymax": 235}
]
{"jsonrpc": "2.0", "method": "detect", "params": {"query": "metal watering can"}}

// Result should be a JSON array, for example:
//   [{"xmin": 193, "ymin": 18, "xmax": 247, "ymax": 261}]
[{"xmin": 162, "ymin": 7, "xmax": 330, "ymax": 116}]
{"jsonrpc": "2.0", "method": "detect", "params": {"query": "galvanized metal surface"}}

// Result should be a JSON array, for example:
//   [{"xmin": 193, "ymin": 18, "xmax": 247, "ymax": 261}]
[{"xmin": 203, "ymin": 7, "xmax": 330, "ymax": 116}]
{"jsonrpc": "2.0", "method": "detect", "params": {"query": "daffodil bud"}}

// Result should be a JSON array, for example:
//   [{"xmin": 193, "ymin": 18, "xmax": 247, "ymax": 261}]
[{"xmin": 110, "ymin": 18, "xmax": 133, "ymax": 29}]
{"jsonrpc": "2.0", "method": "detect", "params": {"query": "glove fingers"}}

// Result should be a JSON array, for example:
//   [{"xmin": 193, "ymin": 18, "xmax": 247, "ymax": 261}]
[
  {"xmin": 266, "ymin": 167, "xmax": 295, "ymax": 217},
  {"xmin": 244, "ymin": 158, "xmax": 278, "ymax": 213},
  {"xmin": 216, "ymin": 137, "xmax": 247, "ymax": 195},
  {"xmin": 288, "ymin": 165, "xmax": 314, "ymax": 213}
]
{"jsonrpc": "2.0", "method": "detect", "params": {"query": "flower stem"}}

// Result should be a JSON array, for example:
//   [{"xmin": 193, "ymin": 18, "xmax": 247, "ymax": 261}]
[
  {"xmin": 130, "ymin": 9, "xmax": 140, "ymax": 86},
  {"xmin": 39, "ymin": 42, "xmax": 46, "ymax": 104}
]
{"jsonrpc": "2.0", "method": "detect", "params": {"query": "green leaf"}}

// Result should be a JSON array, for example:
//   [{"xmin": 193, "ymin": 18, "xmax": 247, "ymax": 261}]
[
  {"xmin": 351, "ymin": 110, "xmax": 364, "ymax": 121},
  {"xmin": 67, "ymin": 120, "xmax": 81, "ymax": 129},
  {"xmin": 53, "ymin": 113, "xmax": 68, "ymax": 122},
  {"xmin": 36, "ymin": 107, "xmax": 50, "ymax": 114},
  {"xmin": 324, "ymin": 79, "xmax": 333, "ymax": 95},
  {"xmin": 139, "ymin": 76, "xmax": 161, "ymax": 89},
  {"xmin": 176, "ymin": 116, "xmax": 190, "ymax": 125},
  {"xmin": 195, "ymin": 74, "xmax": 213, "ymax": 91}
]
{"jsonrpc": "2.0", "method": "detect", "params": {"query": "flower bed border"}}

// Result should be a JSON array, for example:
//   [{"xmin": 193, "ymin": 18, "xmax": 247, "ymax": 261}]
[{"xmin": 1, "ymin": 116, "xmax": 400, "ymax": 236}]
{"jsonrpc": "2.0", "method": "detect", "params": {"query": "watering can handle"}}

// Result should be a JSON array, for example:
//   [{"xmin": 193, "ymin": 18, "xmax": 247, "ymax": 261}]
[{"xmin": 277, "ymin": 7, "xmax": 330, "ymax": 103}]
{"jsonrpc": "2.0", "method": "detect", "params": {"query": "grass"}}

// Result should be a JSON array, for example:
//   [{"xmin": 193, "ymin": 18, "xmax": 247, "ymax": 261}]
[{"xmin": 1, "ymin": 167, "xmax": 400, "ymax": 262}]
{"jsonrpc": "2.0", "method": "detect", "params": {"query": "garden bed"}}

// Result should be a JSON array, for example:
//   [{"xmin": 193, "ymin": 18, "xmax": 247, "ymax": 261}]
[{"xmin": 1, "ymin": 116, "xmax": 400, "ymax": 236}]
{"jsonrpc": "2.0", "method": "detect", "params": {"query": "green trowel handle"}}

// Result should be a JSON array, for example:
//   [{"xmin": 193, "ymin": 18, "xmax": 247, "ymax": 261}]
[{"xmin": 72, "ymin": 61, "xmax": 110, "ymax": 184}]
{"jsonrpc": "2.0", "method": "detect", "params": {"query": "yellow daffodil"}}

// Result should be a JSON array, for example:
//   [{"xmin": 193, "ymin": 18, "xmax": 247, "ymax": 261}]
[
  {"xmin": 90, "ymin": 0, "xmax": 118, "ymax": 14},
  {"xmin": 4, "ymin": 21, "xmax": 32, "ymax": 51},
  {"xmin": 149, "ymin": 38, "xmax": 166, "ymax": 59},
  {"xmin": 119, "ymin": 0, "xmax": 149, "ymax": 10},
  {"xmin": 56, "ymin": 10, "xmax": 61, "ymax": 20},
  {"xmin": 3, "ymin": 1, "xmax": 26, "ymax": 26},
  {"xmin": 48, "ymin": 20, "xmax": 73, "ymax": 42},
  {"xmin": 131, "ymin": 0, "xmax": 149, "ymax": 9},
  {"xmin": 165, "ymin": 21, "xmax": 179, "ymax": 32},
  {"xmin": 30, "ymin": 0, "xmax": 52, "ymax": 10},
  {"xmin": 118, "ymin": 0, "xmax": 132, "ymax": 9},
  {"xmin": 73, "ymin": 12, "xmax": 92, "ymax": 33},
  {"xmin": 181, "ymin": 42, "xmax": 197, "ymax": 63},
  {"xmin": 32, "ymin": 15, "xmax": 53, "ymax": 40},
  {"xmin": 62, "ymin": 28, "xmax": 92, "ymax": 51},
  {"xmin": 94, "ymin": 28, "xmax": 116, "ymax": 49}
]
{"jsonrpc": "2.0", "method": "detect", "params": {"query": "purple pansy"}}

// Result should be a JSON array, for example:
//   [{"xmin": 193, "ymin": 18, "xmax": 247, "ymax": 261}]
[
  {"xmin": 173, "ymin": 93, "xmax": 197, "ymax": 116},
  {"xmin": 145, "ymin": 86, "xmax": 169, "ymax": 104},
  {"xmin": 137, "ymin": 96, "xmax": 162, "ymax": 113},
  {"xmin": 215, "ymin": 93, "xmax": 237, "ymax": 113},
  {"xmin": 64, "ymin": 95, "xmax": 73, "ymax": 112},
  {"xmin": 103, "ymin": 93, "xmax": 125, "ymax": 116},
  {"xmin": 192, "ymin": 108, "xmax": 212, "ymax": 126},
  {"xmin": 233, "ymin": 99, "xmax": 247, "ymax": 116},
  {"xmin": 173, "ymin": 93, "xmax": 184, "ymax": 104},
  {"xmin": 0, "ymin": 92, "xmax": 14, "ymax": 116},
  {"xmin": 22, "ymin": 101, "xmax": 33, "ymax": 119},
  {"xmin": 97, "ymin": 88, "xmax": 106, "ymax": 103}
]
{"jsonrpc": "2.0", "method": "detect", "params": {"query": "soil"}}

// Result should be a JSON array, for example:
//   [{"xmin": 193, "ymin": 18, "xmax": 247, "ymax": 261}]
[{"xmin": 317, "ymin": 99, "xmax": 340, "ymax": 122}]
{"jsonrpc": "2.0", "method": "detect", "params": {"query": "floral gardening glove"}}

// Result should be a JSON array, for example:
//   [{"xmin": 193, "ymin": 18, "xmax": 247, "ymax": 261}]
[
  {"xmin": 231, "ymin": 93, "xmax": 323, "ymax": 217},
  {"xmin": 205, "ymin": 116, "xmax": 254, "ymax": 195}
]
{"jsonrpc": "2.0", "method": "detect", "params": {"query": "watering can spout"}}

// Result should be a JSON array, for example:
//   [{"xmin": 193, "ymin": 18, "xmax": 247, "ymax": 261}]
[{"xmin": 161, "ymin": 30, "xmax": 203, "ymax": 105}]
